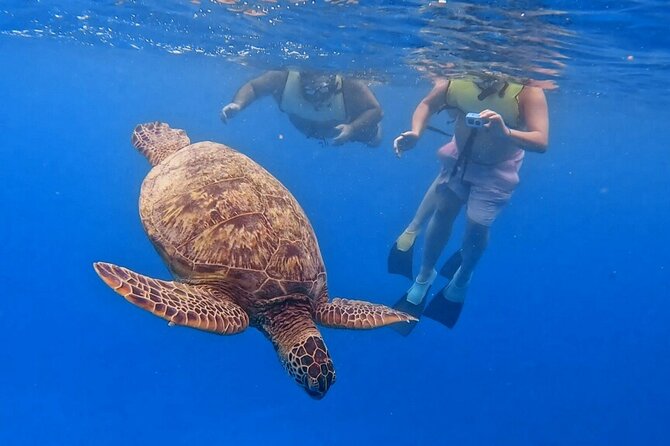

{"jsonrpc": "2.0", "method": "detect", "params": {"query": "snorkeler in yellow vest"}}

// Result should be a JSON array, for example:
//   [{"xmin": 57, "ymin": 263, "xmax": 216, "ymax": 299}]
[
  {"xmin": 389, "ymin": 74, "xmax": 549, "ymax": 333},
  {"xmin": 221, "ymin": 70, "xmax": 382, "ymax": 146}
]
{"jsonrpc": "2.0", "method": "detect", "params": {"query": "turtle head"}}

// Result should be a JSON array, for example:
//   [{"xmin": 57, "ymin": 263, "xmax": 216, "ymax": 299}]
[
  {"xmin": 261, "ymin": 301, "xmax": 336, "ymax": 399},
  {"xmin": 285, "ymin": 334, "xmax": 336, "ymax": 399}
]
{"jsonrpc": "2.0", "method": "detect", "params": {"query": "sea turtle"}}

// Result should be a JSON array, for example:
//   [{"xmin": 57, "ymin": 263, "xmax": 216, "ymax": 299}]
[{"xmin": 93, "ymin": 122, "xmax": 415, "ymax": 399}]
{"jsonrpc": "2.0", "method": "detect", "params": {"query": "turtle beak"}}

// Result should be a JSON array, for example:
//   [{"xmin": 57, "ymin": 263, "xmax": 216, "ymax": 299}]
[
  {"xmin": 287, "ymin": 335, "xmax": 336, "ymax": 399},
  {"xmin": 303, "ymin": 364, "xmax": 336, "ymax": 400}
]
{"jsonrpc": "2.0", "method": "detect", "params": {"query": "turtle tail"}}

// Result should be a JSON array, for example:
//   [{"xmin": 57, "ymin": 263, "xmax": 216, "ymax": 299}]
[{"xmin": 131, "ymin": 122, "xmax": 191, "ymax": 166}]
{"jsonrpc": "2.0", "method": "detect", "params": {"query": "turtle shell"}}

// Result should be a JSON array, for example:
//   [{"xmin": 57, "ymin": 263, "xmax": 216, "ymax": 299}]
[{"xmin": 139, "ymin": 141, "xmax": 326, "ymax": 301}]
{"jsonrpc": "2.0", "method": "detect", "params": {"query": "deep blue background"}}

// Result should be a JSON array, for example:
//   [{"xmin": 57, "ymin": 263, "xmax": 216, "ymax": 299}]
[{"xmin": 1, "ymin": 38, "xmax": 669, "ymax": 445}]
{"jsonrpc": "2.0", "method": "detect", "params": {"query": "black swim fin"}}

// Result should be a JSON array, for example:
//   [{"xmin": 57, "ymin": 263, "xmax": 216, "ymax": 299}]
[
  {"xmin": 424, "ymin": 287, "xmax": 464, "ymax": 329},
  {"xmin": 389, "ymin": 293, "xmax": 426, "ymax": 336},
  {"xmin": 429, "ymin": 251, "xmax": 466, "ymax": 328},
  {"xmin": 387, "ymin": 242, "xmax": 414, "ymax": 280},
  {"xmin": 439, "ymin": 249, "xmax": 462, "ymax": 279}
]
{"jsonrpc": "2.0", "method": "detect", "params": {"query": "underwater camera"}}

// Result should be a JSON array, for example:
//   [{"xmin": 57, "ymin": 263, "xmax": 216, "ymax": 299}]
[{"xmin": 465, "ymin": 112, "xmax": 489, "ymax": 128}]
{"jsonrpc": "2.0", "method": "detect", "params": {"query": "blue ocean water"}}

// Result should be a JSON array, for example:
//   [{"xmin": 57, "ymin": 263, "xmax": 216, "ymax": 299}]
[{"xmin": 1, "ymin": 1, "xmax": 669, "ymax": 445}]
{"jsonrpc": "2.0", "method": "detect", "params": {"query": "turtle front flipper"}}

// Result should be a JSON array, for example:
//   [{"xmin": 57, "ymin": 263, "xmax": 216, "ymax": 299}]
[
  {"xmin": 131, "ymin": 121, "xmax": 191, "ymax": 166},
  {"xmin": 93, "ymin": 262, "xmax": 249, "ymax": 335},
  {"xmin": 315, "ymin": 298, "xmax": 418, "ymax": 329}
]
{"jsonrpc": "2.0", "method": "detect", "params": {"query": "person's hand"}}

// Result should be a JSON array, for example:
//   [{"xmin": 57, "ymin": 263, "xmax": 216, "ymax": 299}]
[
  {"xmin": 393, "ymin": 131, "xmax": 420, "ymax": 158},
  {"xmin": 479, "ymin": 109, "xmax": 511, "ymax": 138},
  {"xmin": 220, "ymin": 103, "xmax": 241, "ymax": 123},
  {"xmin": 332, "ymin": 124, "xmax": 353, "ymax": 146}
]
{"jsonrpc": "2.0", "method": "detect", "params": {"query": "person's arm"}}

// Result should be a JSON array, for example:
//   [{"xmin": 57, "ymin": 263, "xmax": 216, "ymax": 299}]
[
  {"xmin": 221, "ymin": 71, "xmax": 287, "ymax": 121},
  {"xmin": 513, "ymin": 86, "xmax": 549, "ymax": 152},
  {"xmin": 410, "ymin": 80, "xmax": 449, "ymax": 136},
  {"xmin": 480, "ymin": 86, "xmax": 549, "ymax": 152},
  {"xmin": 393, "ymin": 80, "xmax": 449, "ymax": 157},
  {"xmin": 343, "ymin": 80, "xmax": 383, "ymax": 133},
  {"xmin": 332, "ymin": 79, "xmax": 382, "ymax": 145}
]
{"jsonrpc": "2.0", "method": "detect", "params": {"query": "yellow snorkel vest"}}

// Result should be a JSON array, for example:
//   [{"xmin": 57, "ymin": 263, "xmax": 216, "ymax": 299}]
[
  {"xmin": 446, "ymin": 78, "xmax": 524, "ymax": 128},
  {"xmin": 280, "ymin": 71, "xmax": 346, "ymax": 123}
]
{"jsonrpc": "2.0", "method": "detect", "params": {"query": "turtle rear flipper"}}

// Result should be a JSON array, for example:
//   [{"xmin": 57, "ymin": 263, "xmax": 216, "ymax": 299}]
[
  {"xmin": 315, "ymin": 298, "xmax": 417, "ymax": 329},
  {"xmin": 131, "ymin": 121, "xmax": 191, "ymax": 166},
  {"xmin": 93, "ymin": 262, "xmax": 249, "ymax": 335}
]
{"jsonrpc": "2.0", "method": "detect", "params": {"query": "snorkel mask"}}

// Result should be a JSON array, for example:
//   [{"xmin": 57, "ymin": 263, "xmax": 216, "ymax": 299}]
[
  {"xmin": 300, "ymin": 73, "xmax": 340, "ymax": 105},
  {"xmin": 473, "ymin": 71, "xmax": 509, "ymax": 100}
]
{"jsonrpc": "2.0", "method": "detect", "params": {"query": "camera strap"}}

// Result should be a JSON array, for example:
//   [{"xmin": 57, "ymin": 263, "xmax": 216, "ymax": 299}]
[
  {"xmin": 449, "ymin": 129, "xmax": 478, "ymax": 180},
  {"xmin": 426, "ymin": 125, "xmax": 453, "ymax": 137}
]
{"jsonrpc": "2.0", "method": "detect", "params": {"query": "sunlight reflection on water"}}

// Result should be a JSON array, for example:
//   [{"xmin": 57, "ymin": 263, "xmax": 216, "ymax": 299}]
[{"xmin": 1, "ymin": 0, "xmax": 668, "ymax": 95}]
